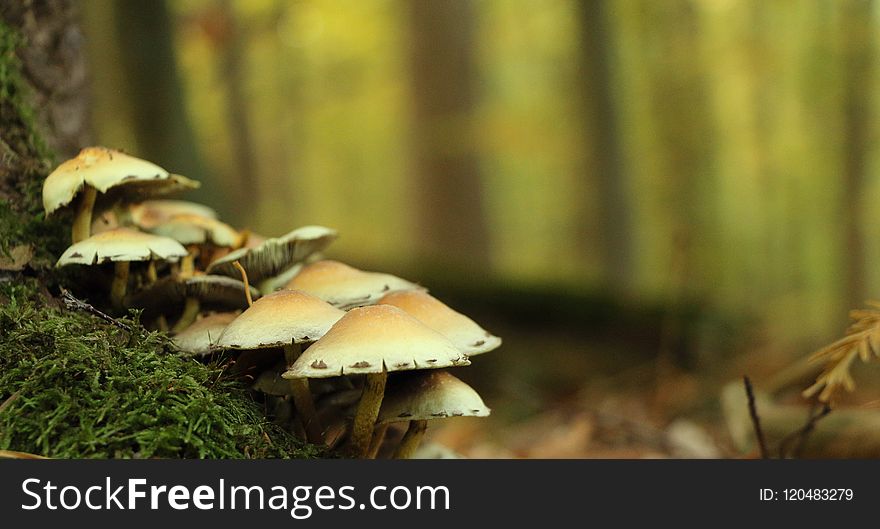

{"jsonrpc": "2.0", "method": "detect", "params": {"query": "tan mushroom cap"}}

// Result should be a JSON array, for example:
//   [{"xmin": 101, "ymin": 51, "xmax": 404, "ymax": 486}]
[
  {"xmin": 130, "ymin": 200, "xmax": 217, "ymax": 230},
  {"xmin": 56, "ymin": 227, "xmax": 188, "ymax": 266},
  {"xmin": 215, "ymin": 289, "xmax": 345, "ymax": 350},
  {"xmin": 172, "ymin": 312, "xmax": 238, "ymax": 356},
  {"xmin": 285, "ymin": 260, "xmax": 424, "ymax": 310},
  {"xmin": 282, "ymin": 304, "xmax": 470, "ymax": 380},
  {"xmin": 206, "ymin": 225, "xmax": 338, "ymax": 283},
  {"xmin": 378, "ymin": 290, "xmax": 502, "ymax": 356},
  {"xmin": 377, "ymin": 371, "xmax": 490, "ymax": 424},
  {"xmin": 150, "ymin": 214, "xmax": 241, "ymax": 247},
  {"xmin": 42, "ymin": 147, "xmax": 198, "ymax": 214}
]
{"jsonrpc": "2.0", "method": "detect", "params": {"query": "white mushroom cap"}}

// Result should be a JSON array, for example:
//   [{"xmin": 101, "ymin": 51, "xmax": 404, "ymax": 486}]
[
  {"xmin": 377, "ymin": 371, "xmax": 490, "ymax": 424},
  {"xmin": 215, "ymin": 289, "xmax": 345, "ymax": 350},
  {"xmin": 149, "ymin": 214, "xmax": 241, "ymax": 247},
  {"xmin": 42, "ymin": 147, "xmax": 198, "ymax": 215},
  {"xmin": 56, "ymin": 228, "xmax": 188, "ymax": 266},
  {"xmin": 378, "ymin": 290, "xmax": 502, "ymax": 356},
  {"xmin": 206, "ymin": 225, "xmax": 337, "ymax": 283},
  {"xmin": 285, "ymin": 260, "xmax": 424, "ymax": 310},
  {"xmin": 282, "ymin": 304, "xmax": 469, "ymax": 379},
  {"xmin": 172, "ymin": 312, "xmax": 238, "ymax": 355}
]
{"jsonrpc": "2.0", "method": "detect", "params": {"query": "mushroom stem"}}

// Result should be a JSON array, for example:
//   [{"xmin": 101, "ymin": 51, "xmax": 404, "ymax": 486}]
[
  {"xmin": 71, "ymin": 185, "xmax": 97, "ymax": 243},
  {"xmin": 172, "ymin": 298, "xmax": 200, "ymax": 333},
  {"xmin": 349, "ymin": 370, "xmax": 388, "ymax": 457},
  {"xmin": 146, "ymin": 260, "xmax": 158, "ymax": 283},
  {"xmin": 283, "ymin": 343, "xmax": 322, "ymax": 443},
  {"xmin": 393, "ymin": 420, "xmax": 427, "ymax": 459},
  {"xmin": 367, "ymin": 423, "xmax": 389, "ymax": 459},
  {"xmin": 180, "ymin": 253, "xmax": 195, "ymax": 279},
  {"xmin": 110, "ymin": 261, "xmax": 130, "ymax": 310}
]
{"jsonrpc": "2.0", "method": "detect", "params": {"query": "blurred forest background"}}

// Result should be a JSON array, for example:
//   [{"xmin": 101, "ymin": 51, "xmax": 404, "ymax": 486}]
[{"xmin": 74, "ymin": 0, "xmax": 880, "ymax": 457}]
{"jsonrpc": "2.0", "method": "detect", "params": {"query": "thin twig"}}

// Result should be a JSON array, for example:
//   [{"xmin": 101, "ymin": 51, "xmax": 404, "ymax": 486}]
[
  {"xmin": 0, "ymin": 390, "xmax": 21, "ymax": 413},
  {"xmin": 778, "ymin": 403, "xmax": 832, "ymax": 459},
  {"xmin": 232, "ymin": 260, "xmax": 253, "ymax": 307},
  {"xmin": 743, "ymin": 376, "xmax": 769, "ymax": 459},
  {"xmin": 59, "ymin": 288, "xmax": 131, "ymax": 332}
]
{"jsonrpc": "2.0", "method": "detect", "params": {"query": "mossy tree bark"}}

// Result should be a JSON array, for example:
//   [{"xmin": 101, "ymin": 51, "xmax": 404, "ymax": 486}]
[{"xmin": 0, "ymin": 1, "xmax": 89, "ymax": 265}]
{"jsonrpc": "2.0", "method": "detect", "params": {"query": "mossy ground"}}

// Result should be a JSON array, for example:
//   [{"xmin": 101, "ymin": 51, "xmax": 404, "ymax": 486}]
[
  {"xmin": 0, "ymin": 20, "xmax": 319, "ymax": 459},
  {"xmin": 0, "ymin": 279, "xmax": 321, "ymax": 458}
]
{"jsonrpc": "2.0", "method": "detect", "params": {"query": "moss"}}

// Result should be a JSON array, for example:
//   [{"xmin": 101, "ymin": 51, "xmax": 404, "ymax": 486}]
[{"xmin": 0, "ymin": 278, "xmax": 321, "ymax": 458}]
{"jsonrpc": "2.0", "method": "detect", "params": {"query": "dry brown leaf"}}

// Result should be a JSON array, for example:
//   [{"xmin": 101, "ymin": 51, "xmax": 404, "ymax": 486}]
[{"xmin": 0, "ymin": 245, "xmax": 33, "ymax": 271}]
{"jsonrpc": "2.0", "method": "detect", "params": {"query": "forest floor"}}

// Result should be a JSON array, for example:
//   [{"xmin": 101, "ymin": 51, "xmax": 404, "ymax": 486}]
[{"xmin": 406, "ymin": 313, "xmax": 880, "ymax": 459}]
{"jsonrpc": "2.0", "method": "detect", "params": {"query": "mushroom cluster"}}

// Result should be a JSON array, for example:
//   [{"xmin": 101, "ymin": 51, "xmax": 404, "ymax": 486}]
[{"xmin": 43, "ymin": 146, "xmax": 502, "ymax": 459}]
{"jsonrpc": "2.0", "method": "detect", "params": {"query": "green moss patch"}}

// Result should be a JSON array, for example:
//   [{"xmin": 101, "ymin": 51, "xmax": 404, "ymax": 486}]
[{"xmin": 0, "ymin": 278, "xmax": 320, "ymax": 459}]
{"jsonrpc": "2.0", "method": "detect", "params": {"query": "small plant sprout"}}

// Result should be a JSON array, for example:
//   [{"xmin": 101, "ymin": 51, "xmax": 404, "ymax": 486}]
[
  {"xmin": 56, "ymin": 228, "xmax": 188, "ymax": 309},
  {"xmin": 42, "ymin": 147, "xmax": 199, "ymax": 243},
  {"xmin": 283, "ymin": 304, "xmax": 469, "ymax": 457}
]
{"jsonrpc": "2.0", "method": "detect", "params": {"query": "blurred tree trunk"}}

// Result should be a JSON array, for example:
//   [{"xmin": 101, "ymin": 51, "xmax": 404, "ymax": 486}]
[
  {"xmin": 840, "ymin": 0, "xmax": 874, "ymax": 310},
  {"xmin": 215, "ymin": 0, "xmax": 258, "ymax": 218},
  {"xmin": 112, "ymin": 1, "xmax": 206, "ymax": 184},
  {"xmin": 578, "ymin": 0, "xmax": 631, "ymax": 293},
  {"xmin": 407, "ymin": 0, "xmax": 489, "ymax": 269}
]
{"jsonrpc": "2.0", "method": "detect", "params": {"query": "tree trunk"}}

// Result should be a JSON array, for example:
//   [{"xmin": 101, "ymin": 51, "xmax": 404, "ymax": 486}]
[
  {"xmin": 406, "ymin": 0, "xmax": 489, "ymax": 270},
  {"xmin": 215, "ymin": 0, "xmax": 259, "ymax": 219},
  {"xmin": 839, "ymin": 0, "xmax": 874, "ymax": 310},
  {"xmin": 0, "ymin": 0, "xmax": 88, "ymax": 163},
  {"xmin": 578, "ymin": 0, "xmax": 631, "ymax": 293},
  {"xmin": 0, "ymin": 0, "xmax": 88, "ymax": 238},
  {"xmin": 112, "ymin": 0, "xmax": 206, "ymax": 180}
]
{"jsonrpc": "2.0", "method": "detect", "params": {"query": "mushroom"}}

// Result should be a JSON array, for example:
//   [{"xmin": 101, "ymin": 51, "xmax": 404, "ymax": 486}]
[
  {"xmin": 282, "ymin": 304, "xmax": 470, "ymax": 457},
  {"xmin": 171, "ymin": 311, "xmax": 238, "ymax": 356},
  {"xmin": 129, "ymin": 199, "xmax": 218, "ymax": 229},
  {"xmin": 125, "ymin": 274, "xmax": 259, "ymax": 332},
  {"xmin": 376, "ymin": 370, "xmax": 489, "ymax": 459},
  {"xmin": 206, "ymin": 225, "xmax": 337, "ymax": 284},
  {"xmin": 56, "ymin": 227, "xmax": 188, "ymax": 309},
  {"xmin": 214, "ymin": 289, "xmax": 345, "ymax": 442},
  {"xmin": 285, "ymin": 260, "xmax": 424, "ymax": 310},
  {"xmin": 148, "ymin": 213, "xmax": 244, "ymax": 268},
  {"xmin": 42, "ymin": 147, "xmax": 199, "ymax": 243},
  {"xmin": 378, "ymin": 290, "xmax": 502, "ymax": 356}
]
